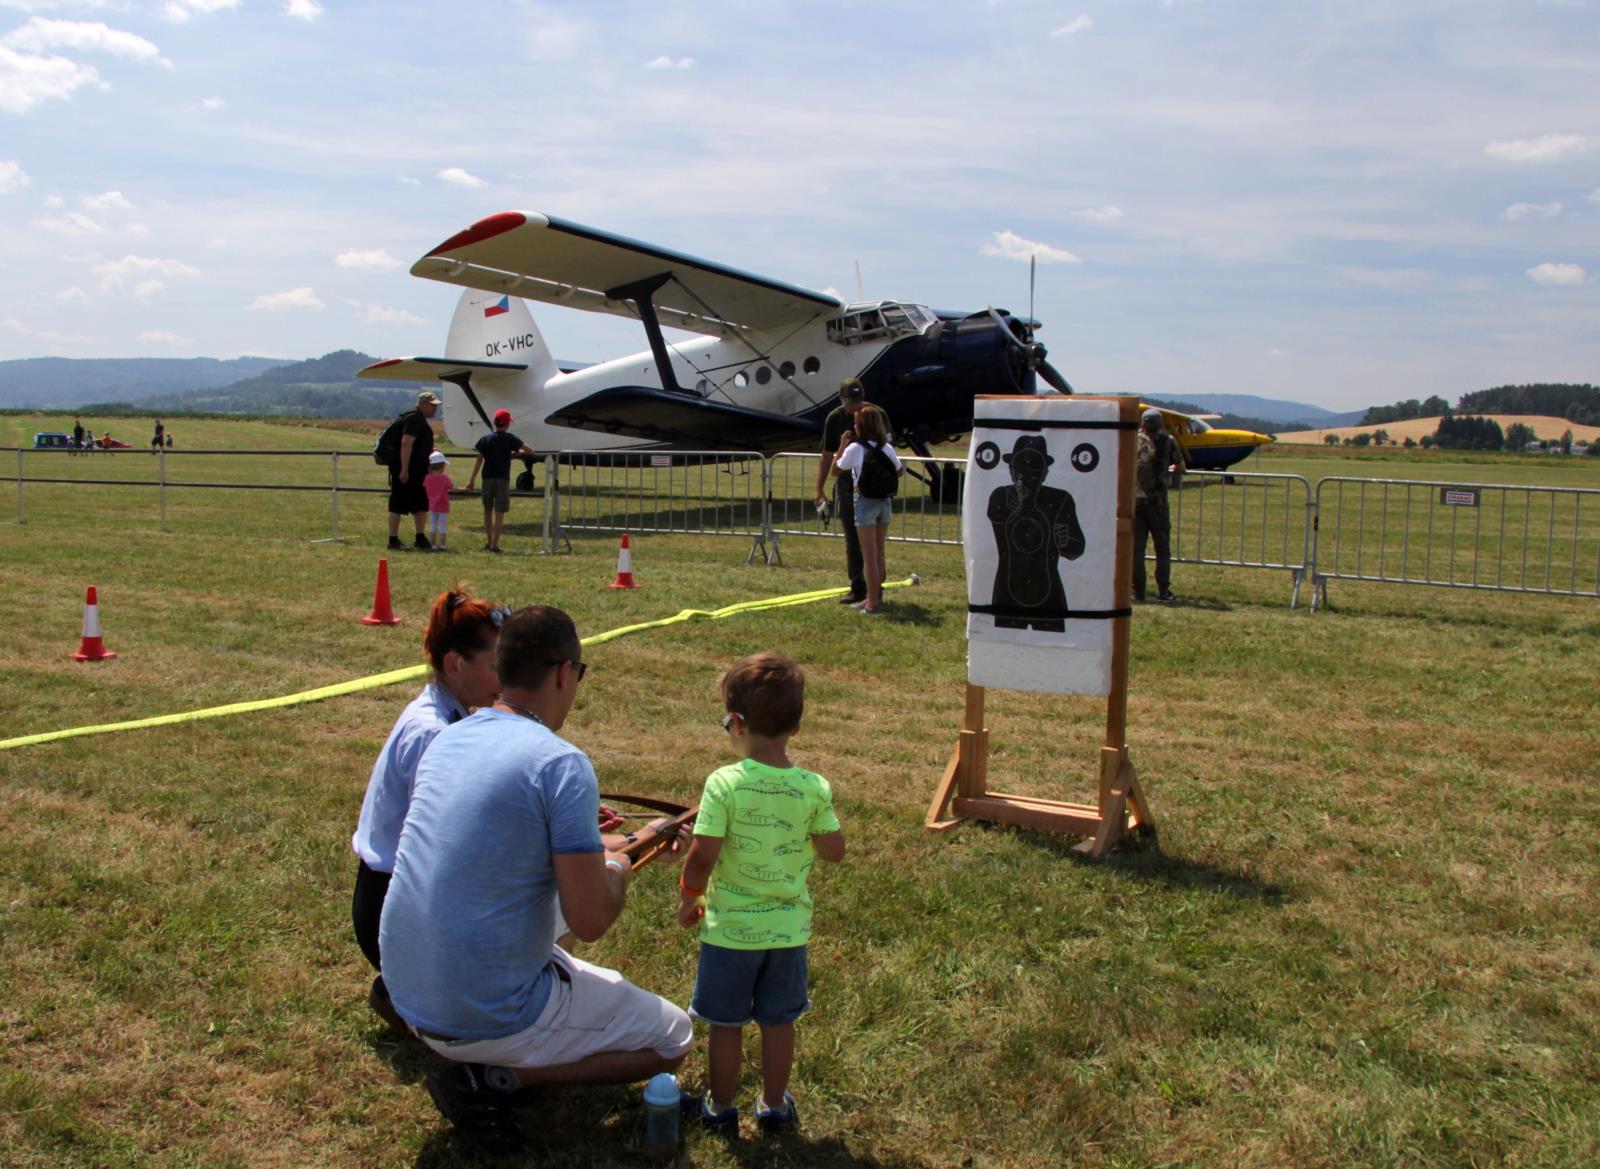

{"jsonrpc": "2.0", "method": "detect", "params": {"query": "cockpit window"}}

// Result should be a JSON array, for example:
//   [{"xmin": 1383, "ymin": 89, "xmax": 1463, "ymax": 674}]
[{"xmin": 827, "ymin": 301, "xmax": 937, "ymax": 345}]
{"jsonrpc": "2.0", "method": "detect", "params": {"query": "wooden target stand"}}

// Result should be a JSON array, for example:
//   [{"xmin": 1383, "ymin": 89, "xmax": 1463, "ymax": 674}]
[{"xmin": 925, "ymin": 396, "xmax": 1154, "ymax": 857}]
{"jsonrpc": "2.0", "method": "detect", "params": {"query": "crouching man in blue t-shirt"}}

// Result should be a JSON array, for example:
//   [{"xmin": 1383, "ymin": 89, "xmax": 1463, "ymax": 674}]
[{"xmin": 379, "ymin": 604, "xmax": 693, "ymax": 1157}]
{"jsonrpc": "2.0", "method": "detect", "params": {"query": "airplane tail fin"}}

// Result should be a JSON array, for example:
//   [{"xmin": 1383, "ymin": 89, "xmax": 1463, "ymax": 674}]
[{"xmin": 439, "ymin": 290, "xmax": 557, "ymax": 444}]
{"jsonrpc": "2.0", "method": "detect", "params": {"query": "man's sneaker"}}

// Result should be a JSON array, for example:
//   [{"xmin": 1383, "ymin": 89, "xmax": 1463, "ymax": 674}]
[
  {"xmin": 838, "ymin": 592, "xmax": 866, "ymax": 605},
  {"xmin": 680, "ymin": 1093, "xmax": 738, "ymax": 1136},
  {"xmin": 425, "ymin": 1063, "xmax": 525, "ymax": 1158},
  {"xmin": 387, "ymin": 536, "xmax": 404, "ymax": 551},
  {"xmin": 413, "ymin": 533, "xmax": 433, "ymax": 551},
  {"xmin": 755, "ymin": 1091, "xmax": 798, "ymax": 1137},
  {"xmin": 1158, "ymin": 590, "xmax": 1177, "ymax": 603}
]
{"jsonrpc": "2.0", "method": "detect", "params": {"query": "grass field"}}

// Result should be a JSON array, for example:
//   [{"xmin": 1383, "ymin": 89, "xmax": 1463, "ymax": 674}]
[{"xmin": 2, "ymin": 419, "xmax": 1599, "ymax": 1168}]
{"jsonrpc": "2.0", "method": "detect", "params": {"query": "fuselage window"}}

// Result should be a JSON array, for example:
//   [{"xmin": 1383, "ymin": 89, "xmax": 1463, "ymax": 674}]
[
  {"xmin": 734, "ymin": 371, "xmax": 749, "ymax": 389},
  {"xmin": 695, "ymin": 378, "xmax": 712, "ymax": 396},
  {"xmin": 755, "ymin": 366, "xmax": 772, "ymax": 385},
  {"xmin": 803, "ymin": 356, "xmax": 820, "ymax": 374},
  {"xmin": 778, "ymin": 361, "xmax": 795, "ymax": 379}
]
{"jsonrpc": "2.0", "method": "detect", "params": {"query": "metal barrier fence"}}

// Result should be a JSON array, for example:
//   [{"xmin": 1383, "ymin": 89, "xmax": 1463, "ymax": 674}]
[
  {"xmin": 1170, "ymin": 469, "xmax": 1315, "ymax": 604},
  {"xmin": 1309, "ymin": 476, "xmax": 1600, "ymax": 608},
  {"xmin": 7, "ymin": 447, "xmax": 1598, "ymax": 610},
  {"xmin": 766, "ymin": 453, "xmax": 965, "ymax": 562},
  {"xmin": 545, "ymin": 450, "xmax": 767, "ymax": 559}
]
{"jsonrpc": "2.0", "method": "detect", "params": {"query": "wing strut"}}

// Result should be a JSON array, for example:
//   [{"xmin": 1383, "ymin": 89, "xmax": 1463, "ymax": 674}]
[
  {"xmin": 606, "ymin": 273, "xmax": 685, "ymax": 396},
  {"xmin": 439, "ymin": 371, "xmax": 495, "ymax": 431}
]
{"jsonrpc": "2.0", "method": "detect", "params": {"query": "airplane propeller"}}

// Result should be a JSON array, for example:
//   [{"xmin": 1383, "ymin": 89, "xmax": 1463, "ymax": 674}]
[{"xmin": 986, "ymin": 252, "xmax": 1074, "ymax": 395}]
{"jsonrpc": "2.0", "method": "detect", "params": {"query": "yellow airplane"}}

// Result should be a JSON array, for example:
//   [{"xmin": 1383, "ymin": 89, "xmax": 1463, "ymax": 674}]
[{"xmin": 1143, "ymin": 404, "xmax": 1275, "ymax": 471}]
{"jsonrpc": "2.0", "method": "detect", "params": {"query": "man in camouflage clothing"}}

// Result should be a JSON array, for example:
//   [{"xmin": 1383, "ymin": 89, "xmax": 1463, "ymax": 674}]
[{"xmin": 1133, "ymin": 408, "xmax": 1186, "ymax": 603}]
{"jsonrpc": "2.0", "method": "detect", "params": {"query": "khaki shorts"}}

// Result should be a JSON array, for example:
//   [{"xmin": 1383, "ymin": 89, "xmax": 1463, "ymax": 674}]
[
  {"xmin": 480, "ymin": 477, "xmax": 511, "ymax": 513},
  {"xmin": 417, "ymin": 948, "xmax": 693, "ymax": 1069}
]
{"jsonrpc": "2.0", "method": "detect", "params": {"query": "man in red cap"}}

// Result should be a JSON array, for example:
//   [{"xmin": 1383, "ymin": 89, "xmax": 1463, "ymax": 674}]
[{"xmin": 465, "ymin": 408, "xmax": 537, "ymax": 553}]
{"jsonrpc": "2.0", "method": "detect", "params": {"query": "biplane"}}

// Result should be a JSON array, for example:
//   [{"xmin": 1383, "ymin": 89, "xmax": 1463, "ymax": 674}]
[{"xmin": 359, "ymin": 212, "xmax": 1071, "ymax": 484}]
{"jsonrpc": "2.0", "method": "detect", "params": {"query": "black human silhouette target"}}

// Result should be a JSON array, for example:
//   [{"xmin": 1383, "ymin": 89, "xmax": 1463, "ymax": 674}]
[{"xmin": 983, "ymin": 435, "xmax": 1085, "ymax": 632}]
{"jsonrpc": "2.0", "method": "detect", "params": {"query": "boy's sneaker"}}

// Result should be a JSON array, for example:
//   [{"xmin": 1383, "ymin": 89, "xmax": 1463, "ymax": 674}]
[
  {"xmin": 755, "ymin": 1092, "xmax": 798, "ymax": 1137},
  {"xmin": 680, "ymin": 1093, "xmax": 738, "ymax": 1136},
  {"xmin": 425, "ymin": 1063, "xmax": 524, "ymax": 1158},
  {"xmin": 1158, "ymin": 589, "xmax": 1177, "ymax": 603},
  {"xmin": 413, "ymin": 533, "xmax": 433, "ymax": 551},
  {"xmin": 386, "ymin": 536, "xmax": 404, "ymax": 551}
]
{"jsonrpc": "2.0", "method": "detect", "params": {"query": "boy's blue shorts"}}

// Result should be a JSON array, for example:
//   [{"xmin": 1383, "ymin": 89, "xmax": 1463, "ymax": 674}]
[{"xmin": 690, "ymin": 942, "xmax": 810, "ymax": 1027}]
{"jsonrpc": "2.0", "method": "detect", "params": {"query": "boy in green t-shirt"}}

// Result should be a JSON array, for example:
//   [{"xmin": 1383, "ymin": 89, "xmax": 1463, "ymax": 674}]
[{"xmin": 676, "ymin": 652, "xmax": 846, "ymax": 1137}]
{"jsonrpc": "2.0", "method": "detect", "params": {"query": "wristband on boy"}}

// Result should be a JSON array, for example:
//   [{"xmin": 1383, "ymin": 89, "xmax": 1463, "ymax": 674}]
[{"xmin": 679, "ymin": 875, "xmax": 706, "ymax": 897}]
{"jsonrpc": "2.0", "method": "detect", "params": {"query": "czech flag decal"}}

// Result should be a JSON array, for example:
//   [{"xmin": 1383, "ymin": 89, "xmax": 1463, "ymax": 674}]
[{"xmin": 483, "ymin": 295, "xmax": 510, "ymax": 318}]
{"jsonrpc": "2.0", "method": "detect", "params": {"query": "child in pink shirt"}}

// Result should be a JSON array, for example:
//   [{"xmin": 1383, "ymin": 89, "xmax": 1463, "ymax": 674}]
[{"xmin": 424, "ymin": 452, "xmax": 453, "ymax": 552}]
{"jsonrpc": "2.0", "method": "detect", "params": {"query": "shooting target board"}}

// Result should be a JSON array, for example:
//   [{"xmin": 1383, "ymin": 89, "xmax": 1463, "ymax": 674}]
[{"xmin": 962, "ymin": 396, "xmax": 1130, "ymax": 696}]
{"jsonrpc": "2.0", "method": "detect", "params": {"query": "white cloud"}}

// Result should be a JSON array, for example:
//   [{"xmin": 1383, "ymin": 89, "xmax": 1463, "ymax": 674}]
[
  {"xmin": 160, "ymin": 0, "xmax": 238, "ymax": 24},
  {"xmin": 1504, "ymin": 201, "xmax": 1562, "ymax": 220},
  {"xmin": 1050, "ymin": 15, "xmax": 1092, "ymax": 37},
  {"xmin": 82, "ymin": 188, "xmax": 131, "ymax": 210},
  {"xmin": 200, "ymin": 94, "xmax": 224, "ymax": 109},
  {"xmin": 1588, "ymin": 187, "xmax": 1600, "ymax": 205},
  {"xmin": 92, "ymin": 253, "xmax": 199, "ymax": 293},
  {"xmin": 138, "ymin": 330, "xmax": 192, "ymax": 345},
  {"xmin": 981, "ymin": 229, "xmax": 1081, "ymax": 264},
  {"xmin": 1337, "ymin": 266, "xmax": 1439, "ymax": 290},
  {"xmin": 284, "ymin": 0, "xmax": 322, "ymax": 21},
  {"xmin": 33, "ymin": 210, "xmax": 103, "ymax": 234},
  {"xmin": 132, "ymin": 278, "xmax": 164, "ymax": 300},
  {"xmin": 437, "ymin": 166, "xmax": 486, "ymax": 188},
  {"xmin": 250, "ymin": 286, "xmax": 325, "ymax": 310},
  {"xmin": 1483, "ymin": 134, "xmax": 1591, "ymax": 163},
  {"xmin": 645, "ymin": 55, "xmax": 694, "ymax": 70},
  {"xmin": 125, "ymin": 221, "xmax": 148, "ymax": 236},
  {"xmin": 347, "ymin": 299, "xmax": 426, "ymax": 326},
  {"xmin": 1, "ymin": 18, "xmax": 169, "ymax": 67},
  {"xmin": 55, "ymin": 284, "xmax": 87, "ymax": 302},
  {"xmin": 0, "ymin": 159, "xmax": 28, "ymax": 192},
  {"xmin": 4, "ymin": 316, "xmax": 91, "ymax": 344},
  {"xmin": 1526, "ymin": 261, "xmax": 1585, "ymax": 285},
  {"xmin": 519, "ymin": 6, "xmax": 589, "ymax": 63},
  {"xmin": 335, "ymin": 247, "xmax": 400, "ymax": 271},
  {"xmin": 0, "ymin": 43, "xmax": 105, "ymax": 112},
  {"xmin": 1071, "ymin": 205, "xmax": 1123, "ymax": 222},
  {"xmin": 43, "ymin": 192, "xmax": 61, "ymax": 206}
]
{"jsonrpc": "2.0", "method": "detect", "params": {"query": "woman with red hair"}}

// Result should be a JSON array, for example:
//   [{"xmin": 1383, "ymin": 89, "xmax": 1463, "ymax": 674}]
[{"xmin": 350, "ymin": 586, "xmax": 507, "ymax": 1028}]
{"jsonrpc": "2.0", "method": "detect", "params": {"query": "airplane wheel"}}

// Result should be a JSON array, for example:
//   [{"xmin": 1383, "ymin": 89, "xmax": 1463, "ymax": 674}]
[{"xmin": 515, "ymin": 470, "xmax": 534, "ymax": 491}]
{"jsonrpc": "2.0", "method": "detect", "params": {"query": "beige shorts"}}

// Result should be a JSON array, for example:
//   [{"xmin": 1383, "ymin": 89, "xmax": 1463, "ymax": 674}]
[
  {"xmin": 418, "ymin": 947, "xmax": 693, "ymax": 1069},
  {"xmin": 480, "ymin": 477, "xmax": 511, "ymax": 513}
]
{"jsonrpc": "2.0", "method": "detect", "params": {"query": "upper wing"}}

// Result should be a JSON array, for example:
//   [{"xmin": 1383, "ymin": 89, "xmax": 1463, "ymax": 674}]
[
  {"xmin": 548, "ymin": 386, "xmax": 822, "ymax": 452},
  {"xmin": 408, "ymin": 212, "xmax": 842, "ymax": 336},
  {"xmin": 357, "ymin": 356, "xmax": 528, "ymax": 381}
]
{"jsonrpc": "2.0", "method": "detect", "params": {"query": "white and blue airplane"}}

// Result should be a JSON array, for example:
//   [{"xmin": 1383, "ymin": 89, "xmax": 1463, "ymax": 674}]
[{"xmin": 359, "ymin": 211, "xmax": 1072, "ymax": 481}]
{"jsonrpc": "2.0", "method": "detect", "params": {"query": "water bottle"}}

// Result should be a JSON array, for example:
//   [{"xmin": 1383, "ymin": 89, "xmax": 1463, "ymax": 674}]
[{"xmin": 642, "ymin": 1071, "xmax": 679, "ymax": 1159}]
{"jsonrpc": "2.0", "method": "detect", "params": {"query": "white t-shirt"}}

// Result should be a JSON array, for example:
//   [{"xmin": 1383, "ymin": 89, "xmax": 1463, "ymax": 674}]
[{"xmin": 836, "ymin": 440, "xmax": 903, "ymax": 491}]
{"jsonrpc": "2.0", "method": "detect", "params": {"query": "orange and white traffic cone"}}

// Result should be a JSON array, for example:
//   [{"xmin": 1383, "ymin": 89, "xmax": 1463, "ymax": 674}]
[
  {"xmin": 71, "ymin": 585, "xmax": 118, "ymax": 661},
  {"xmin": 609, "ymin": 533, "xmax": 640, "ymax": 589},
  {"xmin": 361, "ymin": 558, "xmax": 402, "ymax": 625}
]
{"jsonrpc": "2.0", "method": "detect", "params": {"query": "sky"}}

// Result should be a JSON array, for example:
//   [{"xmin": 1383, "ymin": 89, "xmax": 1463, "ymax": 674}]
[{"xmin": 1, "ymin": 0, "xmax": 1597, "ymax": 411}]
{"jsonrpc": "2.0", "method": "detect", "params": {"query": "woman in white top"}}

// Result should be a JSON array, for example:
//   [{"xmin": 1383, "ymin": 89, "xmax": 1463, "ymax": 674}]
[
  {"xmin": 351, "ymin": 586, "xmax": 505, "ymax": 1026},
  {"xmin": 830, "ymin": 403, "xmax": 902, "ymax": 615}
]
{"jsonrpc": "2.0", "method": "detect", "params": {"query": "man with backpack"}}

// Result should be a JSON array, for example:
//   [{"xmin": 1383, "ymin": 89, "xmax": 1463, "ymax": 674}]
[{"xmin": 384, "ymin": 391, "xmax": 443, "ymax": 551}]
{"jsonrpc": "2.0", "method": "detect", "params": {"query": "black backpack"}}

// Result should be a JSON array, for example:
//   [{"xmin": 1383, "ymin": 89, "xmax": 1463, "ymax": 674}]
[
  {"xmin": 372, "ymin": 410, "xmax": 417, "ymax": 466},
  {"xmin": 855, "ymin": 441, "xmax": 899, "ymax": 499}
]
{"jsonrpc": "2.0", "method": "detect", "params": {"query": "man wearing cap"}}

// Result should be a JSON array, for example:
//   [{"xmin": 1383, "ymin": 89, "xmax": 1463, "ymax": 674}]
[
  {"xmin": 815, "ymin": 379, "xmax": 892, "ymax": 604},
  {"xmin": 388, "ymin": 390, "xmax": 442, "ymax": 552},
  {"xmin": 1134, "ymin": 407, "xmax": 1186, "ymax": 603},
  {"xmin": 465, "ymin": 408, "xmax": 537, "ymax": 554}
]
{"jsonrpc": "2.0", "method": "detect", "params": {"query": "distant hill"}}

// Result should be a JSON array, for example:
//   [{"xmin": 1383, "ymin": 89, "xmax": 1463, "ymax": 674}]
[
  {"xmin": 0, "ymin": 356, "xmax": 292, "ymax": 409},
  {"xmin": 93, "ymin": 350, "xmax": 419, "ymax": 419},
  {"xmin": 1159, "ymin": 393, "xmax": 1348, "ymax": 427},
  {"xmin": 1140, "ymin": 396, "xmax": 1291, "ymax": 436}
]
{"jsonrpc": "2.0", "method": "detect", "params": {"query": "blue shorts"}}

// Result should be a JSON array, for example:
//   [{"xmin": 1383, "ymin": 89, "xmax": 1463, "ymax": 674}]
[
  {"xmin": 690, "ymin": 943, "xmax": 810, "ymax": 1028},
  {"xmin": 853, "ymin": 495, "xmax": 893, "ymax": 526}
]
